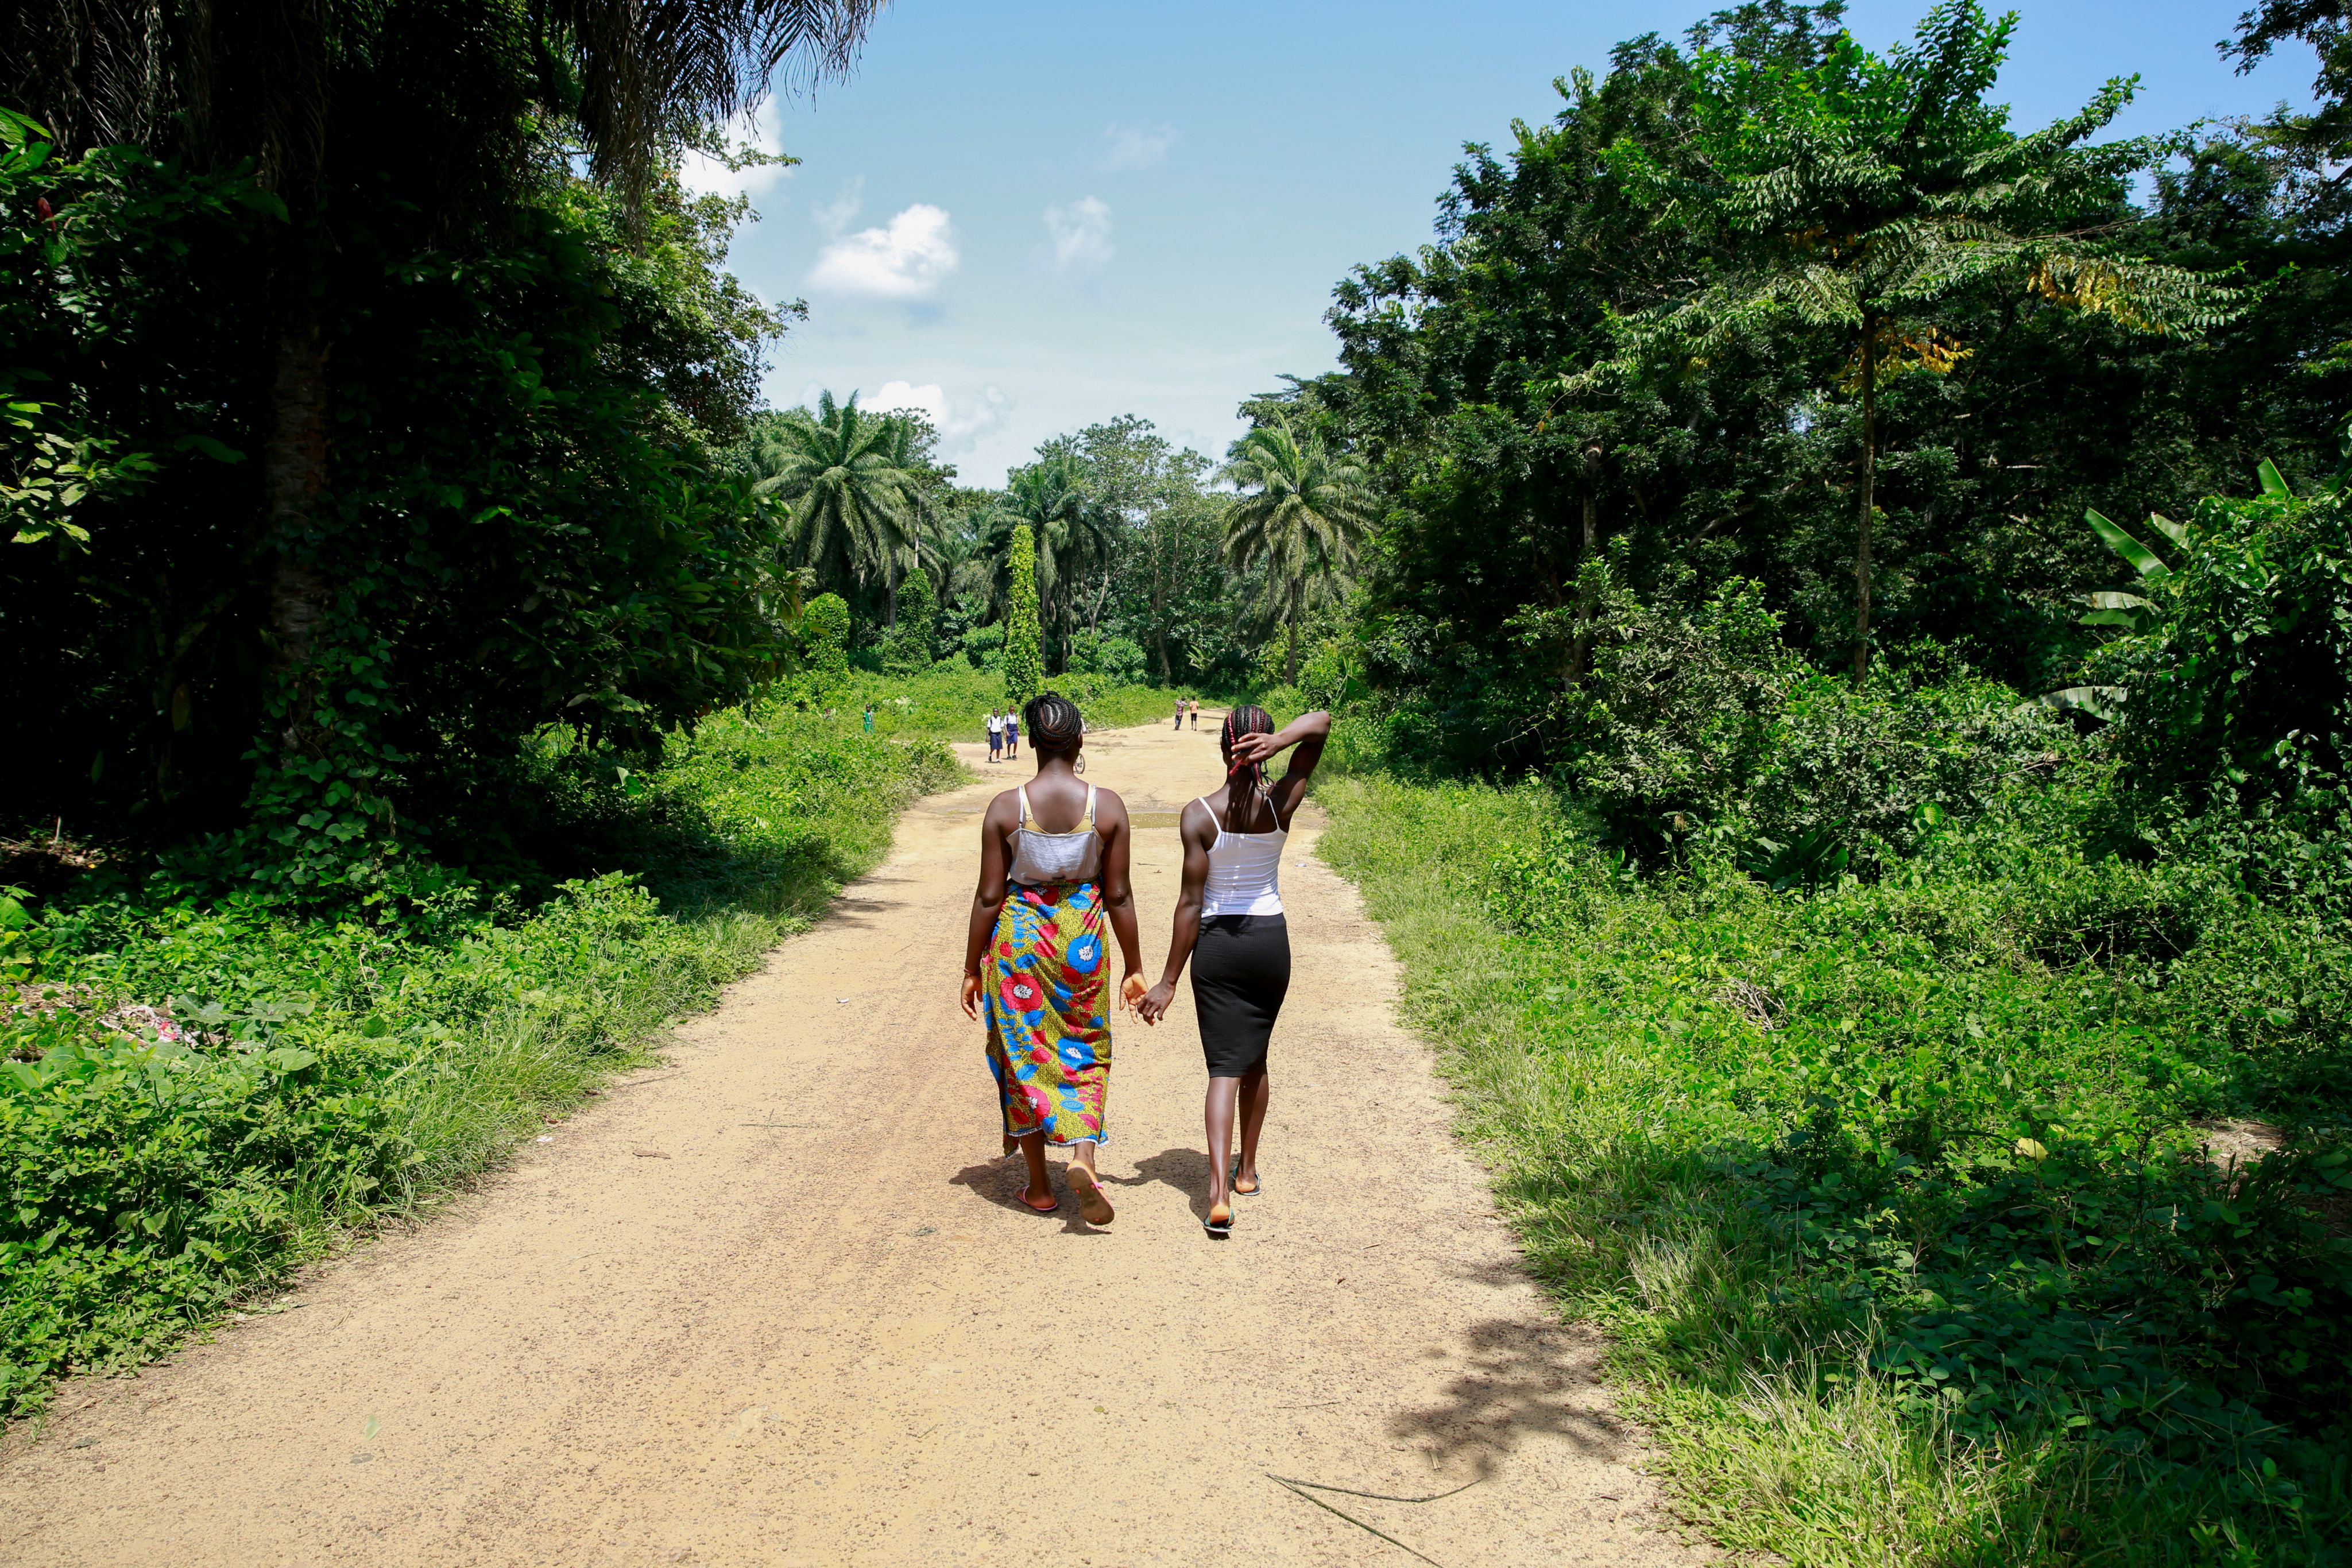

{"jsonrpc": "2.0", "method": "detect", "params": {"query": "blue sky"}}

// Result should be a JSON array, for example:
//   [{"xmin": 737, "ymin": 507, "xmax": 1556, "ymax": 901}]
[{"xmin": 686, "ymin": 1, "xmax": 2321, "ymax": 485}]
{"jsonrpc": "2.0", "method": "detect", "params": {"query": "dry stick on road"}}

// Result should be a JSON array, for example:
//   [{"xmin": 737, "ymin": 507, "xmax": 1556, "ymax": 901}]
[{"xmin": 1264, "ymin": 1472, "xmax": 1483, "ymax": 1565}]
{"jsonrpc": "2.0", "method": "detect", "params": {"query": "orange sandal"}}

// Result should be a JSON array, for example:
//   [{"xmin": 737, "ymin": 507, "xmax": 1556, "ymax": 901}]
[{"xmin": 1066, "ymin": 1164, "xmax": 1116, "ymax": 1226}]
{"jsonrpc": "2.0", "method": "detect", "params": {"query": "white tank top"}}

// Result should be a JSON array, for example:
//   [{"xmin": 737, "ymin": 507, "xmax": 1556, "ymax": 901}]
[
  {"xmin": 1196, "ymin": 796, "xmax": 1285, "ymax": 916},
  {"xmin": 1007, "ymin": 785, "xmax": 1101, "ymax": 886}
]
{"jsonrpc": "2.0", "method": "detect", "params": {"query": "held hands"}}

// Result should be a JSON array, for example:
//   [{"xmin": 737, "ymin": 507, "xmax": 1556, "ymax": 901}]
[
  {"xmin": 1121, "ymin": 971, "xmax": 1151, "ymax": 1021},
  {"xmin": 1138, "ymin": 979, "xmax": 1177, "ymax": 1024}
]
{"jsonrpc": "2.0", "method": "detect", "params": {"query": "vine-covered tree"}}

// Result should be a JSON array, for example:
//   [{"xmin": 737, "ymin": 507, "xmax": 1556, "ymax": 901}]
[{"xmin": 1003, "ymin": 523, "xmax": 1043, "ymax": 706}]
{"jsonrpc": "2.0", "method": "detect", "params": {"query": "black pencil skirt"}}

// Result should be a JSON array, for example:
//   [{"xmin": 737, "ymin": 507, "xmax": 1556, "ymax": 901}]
[{"xmin": 1191, "ymin": 913, "xmax": 1291, "ymax": 1078}]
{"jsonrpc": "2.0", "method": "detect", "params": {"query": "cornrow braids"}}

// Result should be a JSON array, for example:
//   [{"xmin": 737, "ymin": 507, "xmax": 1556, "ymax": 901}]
[
  {"xmin": 1023, "ymin": 691, "xmax": 1085, "ymax": 755},
  {"xmin": 1220, "ymin": 704, "xmax": 1276, "ymax": 833}
]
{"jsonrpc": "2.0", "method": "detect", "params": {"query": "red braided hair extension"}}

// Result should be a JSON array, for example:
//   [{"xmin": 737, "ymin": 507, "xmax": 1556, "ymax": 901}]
[{"xmin": 1220, "ymin": 704, "xmax": 1275, "ymax": 833}]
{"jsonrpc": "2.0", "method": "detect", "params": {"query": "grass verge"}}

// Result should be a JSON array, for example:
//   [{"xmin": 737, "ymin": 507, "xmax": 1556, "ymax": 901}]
[
  {"xmin": 0, "ymin": 683, "xmax": 997, "ymax": 1419},
  {"xmin": 1314, "ymin": 771, "xmax": 2351, "ymax": 1567}
]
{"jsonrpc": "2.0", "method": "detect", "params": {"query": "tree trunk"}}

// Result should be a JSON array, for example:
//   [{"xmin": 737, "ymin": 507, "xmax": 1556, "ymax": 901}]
[
  {"xmin": 1567, "ymin": 445, "xmax": 1601, "ymax": 686},
  {"xmin": 884, "ymin": 562, "xmax": 898, "ymax": 628},
  {"xmin": 1853, "ymin": 321, "xmax": 1878, "ymax": 680},
  {"xmin": 265, "ymin": 291, "xmax": 332, "ymax": 754},
  {"xmin": 1283, "ymin": 579, "xmax": 1303, "ymax": 686}
]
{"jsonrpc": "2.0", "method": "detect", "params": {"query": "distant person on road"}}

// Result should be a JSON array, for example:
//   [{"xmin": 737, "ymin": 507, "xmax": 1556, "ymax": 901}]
[
  {"xmin": 1189, "ymin": 699, "xmax": 1201, "ymax": 730},
  {"xmin": 987, "ymin": 708, "xmax": 1003, "ymax": 762},
  {"xmin": 1174, "ymin": 698, "xmax": 1185, "ymax": 731},
  {"xmin": 1140, "ymin": 704, "xmax": 1330, "ymax": 1237},
  {"xmin": 962, "ymin": 693, "xmax": 1150, "ymax": 1225},
  {"xmin": 1003, "ymin": 705, "xmax": 1020, "ymax": 760}
]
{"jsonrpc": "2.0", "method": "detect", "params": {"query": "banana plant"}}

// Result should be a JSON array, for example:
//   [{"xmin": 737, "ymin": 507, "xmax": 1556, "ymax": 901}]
[{"xmin": 2038, "ymin": 458, "xmax": 2291, "ymax": 720}]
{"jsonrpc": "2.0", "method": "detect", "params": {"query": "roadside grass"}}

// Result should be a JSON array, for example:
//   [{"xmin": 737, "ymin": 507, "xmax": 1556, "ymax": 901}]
[
  {"xmin": 1315, "ymin": 772, "xmax": 2352, "ymax": 1567},
  {"xmin": 5, "ymin": 671, "xmax": 1164, "ymax": 1418}
]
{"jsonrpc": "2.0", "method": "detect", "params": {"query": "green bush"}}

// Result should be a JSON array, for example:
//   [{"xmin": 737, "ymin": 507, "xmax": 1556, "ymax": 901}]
[
  {"xmin": 802, "ymin": 593, "xmax": 852, "ymax": 704},
  {"xmin": 0, "ymin": 702, "xmax": 958, "ymax": 1416},
  {"xmin": 1324, "ymin": 764, "xmax": 2352, "ymax": 1565},
  {"xmin": 885, "ymin": 567, "xmax": 938, "ymax": 673},
  {"xmin": 1069, "ymin": 631, "xmax": 1146, "ymax": 683}
]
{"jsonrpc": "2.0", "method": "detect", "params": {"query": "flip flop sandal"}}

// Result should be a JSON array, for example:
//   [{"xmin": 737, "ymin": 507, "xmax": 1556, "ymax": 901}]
[
  {"xmin": 1229, "ymin": 1155, "xmax": 1262, "ymax": 1197},
  {"xmin": 1016, "ymin": 1183, "xmax": 1059, "ymax": 1213},
  {"xmin": 1066, "ymin": 1164, "xmax": 1116, "ymax": 1226},
  {"xmin": 1203, "ymin": 1202, "xmax": 1233, "ymax": 1238}
]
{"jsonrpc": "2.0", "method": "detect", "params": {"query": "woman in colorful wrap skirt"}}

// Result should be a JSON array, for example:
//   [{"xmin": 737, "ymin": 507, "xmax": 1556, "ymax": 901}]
[{"xmin": 960, "ymin": 692, "xmax": 1150, "ymax": 1225}]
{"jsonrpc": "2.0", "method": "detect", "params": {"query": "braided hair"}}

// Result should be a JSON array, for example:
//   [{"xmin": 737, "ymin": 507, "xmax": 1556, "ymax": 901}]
[
  {"xmin": 1023, "ymin": 691, "xmax": 1085, "ymax": 757},
  {"xmin": 1220, "ymin": 704, "xmax": 1276, "ymax": 832}
]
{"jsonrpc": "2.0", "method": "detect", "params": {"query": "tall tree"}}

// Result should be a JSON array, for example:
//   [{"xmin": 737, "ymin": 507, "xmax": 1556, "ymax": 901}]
[
  {"xmin": 1607, "ymin": 0, "xmax": 2239, "ymax": 674},
  {"xmin": 3, "ymin": 0, "xmax": 881, "ymax": 739},
  {"xmin": 746, "ymin": 392, "xmax": 935, "ymax": 620},
  {"xmin": 1222, "ymin": 420, "xmax": 1376, "ymax": 685},
  {"xmin": 994, "ymin": 454, "xmax": 1110, "ymax": 671},
  {"xmin": 1003, "ymin": 522, "xmax": 1043, "ymax": 707}
]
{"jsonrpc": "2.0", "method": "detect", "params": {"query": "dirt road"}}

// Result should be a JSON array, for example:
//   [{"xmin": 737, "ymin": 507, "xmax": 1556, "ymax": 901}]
[{"xmin": 1, "ymin": 718, "xmax": 1708, "ymax": 1567}]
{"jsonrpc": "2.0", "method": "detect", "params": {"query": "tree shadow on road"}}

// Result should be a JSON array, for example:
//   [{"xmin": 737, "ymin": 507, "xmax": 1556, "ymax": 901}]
[{"xmin": 1383, "ymin": 1317, "xmax": 1631, "ymax": 1478}]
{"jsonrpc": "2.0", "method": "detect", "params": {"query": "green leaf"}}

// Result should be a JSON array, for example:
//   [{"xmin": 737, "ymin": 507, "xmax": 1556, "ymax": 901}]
[
  {"xmin": 2146, "ymin": 513, "xmax": 2188, "ymax": 549},
  {"xmin": 265, "ymin": 1047, "xmax": 319, "ymax": 1072},
  {"xmin": 2257, "ymin": 458, "xmax": 2290, "ymax": 498},
  {"xmin": 2086, "ymin": 508, "xmax": 2167, "ymax": 581},
  {"xmin": 172, "ymin": 434, "xmax": 246, "ymax": 464},
  {"xmin": 2032, "ymin": 686, "xmax": 2126, "ymax": 721}
]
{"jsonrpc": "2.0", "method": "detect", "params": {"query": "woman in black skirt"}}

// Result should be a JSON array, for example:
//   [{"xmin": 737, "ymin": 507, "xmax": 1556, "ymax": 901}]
[{"xmin": 1139, "ymin": 704, "xmax": 1330, "ymax": 1236}]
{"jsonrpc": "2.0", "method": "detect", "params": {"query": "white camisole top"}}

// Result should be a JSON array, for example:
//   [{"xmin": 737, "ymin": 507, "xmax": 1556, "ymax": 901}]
[
  {"xmin": 1197, "ymin": 796, "xmax": 1285, "ymax": 917},
  {"xmin": 1007, "ymin": 784, "xmax": 1101, "ymax": 886}
]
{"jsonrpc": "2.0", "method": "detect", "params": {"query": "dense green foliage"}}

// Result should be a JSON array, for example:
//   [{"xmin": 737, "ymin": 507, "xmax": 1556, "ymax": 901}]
[
  {"xmin": 1283, "ymin": 3, "xmax": 2352, "ymax": 1559},
  {"xmin": 1322, "ymin": 769, "xmax": 2351, "ymax": 1563},
  {"xmin": 1320, "ymin": 1, "xmax": 2352, "ymax": 771},
  {"xmin": 801, "ymin": 592, "xmax": 853, "ymax": 706},
  {"xmin": 1, "ymin": 695, "xmax": 963, "ymax": 1416},
  {"xmin": 1003, "ymin": 522, "xmax": 1045, "ymax": 707},
  {"xmin": 1, "ymin": 1, "xmax": 868, "ymax": 898}
]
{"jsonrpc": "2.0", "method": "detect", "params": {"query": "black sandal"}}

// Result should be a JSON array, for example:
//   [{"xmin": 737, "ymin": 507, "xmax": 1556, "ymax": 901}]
[{"xmin": 1229, "ymin": 1155, "xmax": 1262, "ymax": 1197}]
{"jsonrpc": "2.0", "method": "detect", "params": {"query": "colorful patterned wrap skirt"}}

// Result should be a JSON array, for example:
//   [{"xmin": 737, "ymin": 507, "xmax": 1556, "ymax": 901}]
[{"xmin": 984, "ymin": 879, "xmax": 1112, "ymax": 1147}]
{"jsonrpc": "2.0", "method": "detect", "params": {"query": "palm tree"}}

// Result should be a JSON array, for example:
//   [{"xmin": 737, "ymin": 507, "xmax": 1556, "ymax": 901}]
[
  {"xmin": 5, "ymin": 0, "xmax": 883, "ymax": 713},
  {"xmin": 747, "ymin": 393, "xmax": 935, "ymax": 620},
  {"xmin": 1221, "ymin": 421, "xmax": 1376, "ymax": 686},
  {"xmin": 991, "ymin": 454, "xmax": 1112, "ymax": 671}
]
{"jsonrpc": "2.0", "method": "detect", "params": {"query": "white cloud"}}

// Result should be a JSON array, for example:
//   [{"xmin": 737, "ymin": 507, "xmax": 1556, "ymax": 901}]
[
  {"xmin": 808, "ymin": 204, "xmax": 958, "ymax": 299},
  {"xmin": 871, "ymin": 381, "xmax": 1012, "ymax": 448},
  {"xmin": 812, "ymin": 176, "xmax": 864, "ymax": 239},
  {"xmin": 678, "ymin": 99, "xmax": 795, "ymax": 199},
  {"xmin": 1045, "ymin": 196, "xmax": 1114, "ymax": 275},
  {"xmin": 1100, "ymin": 123, "xmax": 1178, "ymax": 171}
]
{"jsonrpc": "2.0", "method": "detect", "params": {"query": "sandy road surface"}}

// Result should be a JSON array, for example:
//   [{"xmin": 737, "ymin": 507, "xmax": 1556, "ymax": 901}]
[{"xmin": 1, "ymin": 718, "xmax": 1709, "ymax": 1567}]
